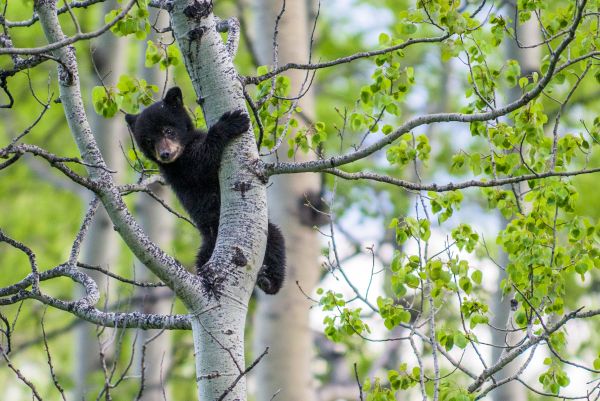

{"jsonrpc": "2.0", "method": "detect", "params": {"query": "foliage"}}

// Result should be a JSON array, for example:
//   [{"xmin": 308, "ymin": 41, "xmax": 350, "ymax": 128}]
[{"xmin": 0, "ymin": 0, "xmax": 599, "ymax": 400}]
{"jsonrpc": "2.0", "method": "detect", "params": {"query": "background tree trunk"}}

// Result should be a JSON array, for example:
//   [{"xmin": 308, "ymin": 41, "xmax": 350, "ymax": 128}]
[
  {"xmin": 251, "ymin": 1, "xmax": 320, "ymax": 400},
  {"xmin": 132, "ymin": 9, "xmax": 175, "ymax": 399},
  {"xmin": 490, "ymin": 14, "xmax": 541, "ymax": 401},
  {"xmin": 75, "ymin": 2, "xmax": 127, "ymax": 397},
  {"xmin": 133, "ymin": 183, "xmax": 175, "ymax": 401}
]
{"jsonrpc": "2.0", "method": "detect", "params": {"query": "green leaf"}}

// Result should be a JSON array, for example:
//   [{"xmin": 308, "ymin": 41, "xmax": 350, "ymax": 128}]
[
  {"xmin": 454, "ymin": 331, "xmax": 468, "ymax": 349},
  {"xmin": 459, "ymin": 276, "xmax": 472, "ymax": 294},
  {"xmin": 398, "ymin": 23, "xmax": 417, "ymax": 35},
  {"xmin": 471, "ymin": 270, "xmax": 482, "ymax": 285},
  {"xmin": 518, "ymin": 76, "xmax": 529, "ymax": 88},
  {"xmin": 515, "ymin": 310, "xmax": 527, "ymax": 326},
  {"xmin": 378, "ymin": 33, "xmax": 390, "ymax": 45}
]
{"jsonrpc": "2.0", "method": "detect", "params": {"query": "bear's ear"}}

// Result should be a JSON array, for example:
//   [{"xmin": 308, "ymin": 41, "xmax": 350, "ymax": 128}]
[
  {"xmin": 164, "ymin": 87, "xmax": 183, "ymax": 107},
  {"xmin": 125, "ymin": 113, "xmax": 138, "ymax": 130}
]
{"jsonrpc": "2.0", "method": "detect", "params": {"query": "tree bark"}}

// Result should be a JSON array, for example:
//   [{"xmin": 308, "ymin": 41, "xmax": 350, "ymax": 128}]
[
  {"xmin": 251, "ymin": 1, "xmax": 320, "ymax": 400},
  {"xmin": 75, "ymin": 1, "xmax": 128, "ymax": 397},
  {"xmin": 170, "ymin": 1, "xmax": 269, "ymax": 399}
]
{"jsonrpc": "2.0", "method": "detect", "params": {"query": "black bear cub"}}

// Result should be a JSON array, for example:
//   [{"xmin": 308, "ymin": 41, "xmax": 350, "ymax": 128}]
[{"xmin": 125, "ymin": 87, "xmax": 285, "ymax": 294}]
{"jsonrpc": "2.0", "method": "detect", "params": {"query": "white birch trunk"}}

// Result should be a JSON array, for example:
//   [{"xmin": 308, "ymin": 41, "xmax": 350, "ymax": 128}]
[
  {"xmin": 134, "ymin": 185, "xmax": 175, "ymax": 401},
  {"xmin": 131, "ymin": 112, "xmax": 174, "ymax": 394},
  {"xmin": 252, "ymin": 1, "xmax": 320, "ymax": 400},
  {"xmin": 75, "ymin": 2, "xmax": 127, "ymax": 396},
  {"xmin": 170, "ymin": 1, "xmax": 269, "ymax": 400},
  {"xmin": 490, "ymin": 15, "xmax": 541, "ymax": 401}
]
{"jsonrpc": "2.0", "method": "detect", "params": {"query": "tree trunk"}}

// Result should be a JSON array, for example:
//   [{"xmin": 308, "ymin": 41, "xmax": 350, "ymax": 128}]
[
  {"xmin": 132, "ymin": 186, "xmax": 175, "ymax": 401},
  {"xmin": 490, "ymin": 14, "xmax": 541, "ymax": 401},
  {"xmin": 170, "ymin": 1, "xmax": 269, "ymax": 399},
  {"xmin": 252, "ymin": 1, "xmax": 320, "ymax": 400},
  {"xmin": 75, "ymin": 2, "xmax": 127, "ymax": 396}
]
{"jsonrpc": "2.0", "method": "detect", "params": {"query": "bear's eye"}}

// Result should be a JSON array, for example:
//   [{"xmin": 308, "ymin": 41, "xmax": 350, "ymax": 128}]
[{"xmin": 163, "ymin": 127, "xmax": 176, "ymax": 138}]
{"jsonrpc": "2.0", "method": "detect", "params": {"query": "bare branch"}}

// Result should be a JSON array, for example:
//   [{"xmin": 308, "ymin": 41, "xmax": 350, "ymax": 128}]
[
  {"xmin": 0, "ymin": 0, "xmax": 137, "ymax": 55},
  {"xmin": 244, "ymin": 33, "xmax": 451, "ymax": 85},
  {"xmin": 0, "ymin": 311, "xmax": 11, "ymax": 354},
  {"xmin": 0, "ymin": 143, "xmax": 99, "ymax": 190},
  {"xmin": 40, "ymin": 311, "xmax": 68, "ymax": 401},
  {"xmin": 475, "ymin": 344, "xmax": 538, "ymax": 400},
  {"xmin": 118, "ymin": 174, "xmax": 165, "ymax": 195},
  {"xmin": 5, "ymin": 0, "xmax": 106, "ymax": 28},
  {"xmin": 217, "ymin": 347, "xmax": 269, "ymax": 401},
  {"xmin": 0, "ymin": 265, "xmax": 191, "ymax": 330},
  {"xmin": 265, "ymin": 1, "xmax": 592, "ymax": 176},
  {"xmin": 467, "ymin": 307, "xmax": 598, "ymax": 392},
  {"xmin": 78, "ymin": 262, "xmax": 167, "ymax": 288},
  {"xmin": 322, "ymin": 166, "xmax": 600, "ymax": 192},
  {"xmin": 0, "ymin": 345, "xmax": 43, "ymax": 401},
  {"xmin": 69, "ymin": 196, "xmax": 101, "ymax": 265},
  {"xmin": 142, "ymin": 189, "xmax": 197, "ymax": 227},
  {"xmin": 8, "ymin": 98, "xmax": 52, "ymax": 143},
  {"xmin": 0, "ymin": 229, "xmax": 40, "ymax": 293},
  {"xmin": 354, "ymin": 363, "xmax": 364, "ymax": 401},
  {"xmin": 216, "ymin": 17, "xmax": 240, "ymax": 59}
]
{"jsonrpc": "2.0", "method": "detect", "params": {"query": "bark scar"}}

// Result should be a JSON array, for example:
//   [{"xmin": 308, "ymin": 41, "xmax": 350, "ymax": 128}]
[
  {"xmin": 188, "ymin": 26, "xmax": 206, "ymax": 42},
  {"xmin": 248, "ymin": 159, "xmax": 269, "ymax": 184},
  {"xmin": 231, "ymin": 246, "xmax": 247, "ymax": 267},
  {"xmin": 198, "ymin": 262, "xmax": 225, "ymax": 300},
  {"xmin": 233, "ymin": 181, "xmax": 251, "ymax": 198},
  {"xmin": 183, "ymin": 0, "xmax": 213, "ymax": 20}
]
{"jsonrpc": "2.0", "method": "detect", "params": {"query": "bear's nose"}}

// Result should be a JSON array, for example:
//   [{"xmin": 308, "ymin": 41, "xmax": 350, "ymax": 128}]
[{"xmin": 160, "ymin": 151, "xmax": 171, "ymax": 160}]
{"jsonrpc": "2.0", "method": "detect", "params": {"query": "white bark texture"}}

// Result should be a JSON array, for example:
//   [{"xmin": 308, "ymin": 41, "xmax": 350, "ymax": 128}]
[
  {"xmin": 169, "ymin": 1, "xmax": 269, "ymax": 400},
  {"xmin": 252, "ymin": 1, "xmax": 320, "ymax": 400}
]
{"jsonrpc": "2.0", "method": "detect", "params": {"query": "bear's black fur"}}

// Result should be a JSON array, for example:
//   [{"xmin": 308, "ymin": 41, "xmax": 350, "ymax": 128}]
[{"xmin": 125, "ymin": 87, "xmax": 286, "ymax": 295}]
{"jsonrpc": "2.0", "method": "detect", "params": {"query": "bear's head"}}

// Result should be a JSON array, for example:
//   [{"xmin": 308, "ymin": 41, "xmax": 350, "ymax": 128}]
[{"xmin": 125, "ymin": 87, "xmax": 195, "ymax": 164}]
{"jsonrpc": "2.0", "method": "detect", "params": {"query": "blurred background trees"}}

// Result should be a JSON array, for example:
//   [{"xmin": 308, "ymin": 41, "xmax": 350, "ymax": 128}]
[{"xmin": 1, "ymin": 0, "xmax": 600, "ymax": 400}]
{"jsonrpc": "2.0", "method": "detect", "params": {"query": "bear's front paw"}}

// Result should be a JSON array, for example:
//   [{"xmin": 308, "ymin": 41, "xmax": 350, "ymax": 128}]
[{"xmin": 219, "ymin": 109, "xmax": 250, "ymax": 137}]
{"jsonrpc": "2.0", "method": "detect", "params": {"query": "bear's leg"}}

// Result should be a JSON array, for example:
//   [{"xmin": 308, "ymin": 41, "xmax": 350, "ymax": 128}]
[
  {"xmin": 256, "ymin": 223, "xmax": 286, "ymax": 294},
  {"xmin": 196, "ymin": 227, "xmax": 217, "ymax": 271}
]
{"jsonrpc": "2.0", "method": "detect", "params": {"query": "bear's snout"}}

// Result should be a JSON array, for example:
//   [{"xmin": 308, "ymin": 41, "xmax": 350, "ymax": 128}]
[{"xmin": 155, "ymin": 137, "xmax": 182, "ymax": 163}]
